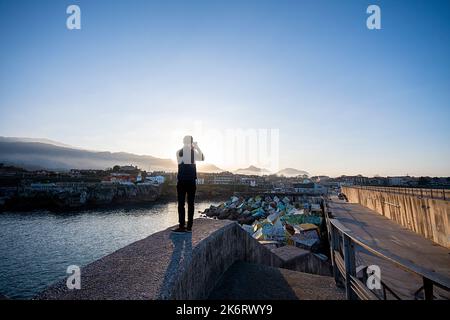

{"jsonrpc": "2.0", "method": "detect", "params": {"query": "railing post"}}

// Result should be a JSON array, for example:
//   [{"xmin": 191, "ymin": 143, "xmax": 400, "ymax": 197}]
[
  {"xmin": 423, "ymin": 277, "xmax": 433, "ymax": 300},
  {"xmin": 330, "ymin": 225, "xmax": 341, "ymax": 286},
  {"xmin": 343, "ymin": 233, "xmax": 357, "ymax": 300}
]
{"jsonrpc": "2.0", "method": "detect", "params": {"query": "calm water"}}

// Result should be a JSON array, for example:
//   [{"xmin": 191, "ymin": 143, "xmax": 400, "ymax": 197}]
[{"xmin": 0, "ymin": 201, "xmax": 216, "ymax": 299}]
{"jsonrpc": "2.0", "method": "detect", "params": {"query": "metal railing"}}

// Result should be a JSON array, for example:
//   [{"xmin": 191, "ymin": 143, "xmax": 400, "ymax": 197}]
[
  {"xmin": 325, "ymin": 208, "xmax": 450, "ymax": 300},
  {"xmin": 347, "ymin": 185, "xmax": 449, "ymax": 200}
]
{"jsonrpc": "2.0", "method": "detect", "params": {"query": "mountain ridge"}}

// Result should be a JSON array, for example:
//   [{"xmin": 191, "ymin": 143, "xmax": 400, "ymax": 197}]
[
  {"xmin": 0, "ymin": 137, "xmax": 307, "ymax": 175},
  {"xmin": 276, "ymin": 167, "xmax": 309, "ymax": 177},
  {"xmin": 234, "ymin": 165, "xmax": 271, "ymax": 176},
  {"xmin": 0, "ymin": 137, "xmax": 226, "ymax": 173}
]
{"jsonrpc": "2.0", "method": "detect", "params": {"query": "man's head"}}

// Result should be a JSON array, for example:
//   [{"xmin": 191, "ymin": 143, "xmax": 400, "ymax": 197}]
[{"xmin": 183, "ymin": 135, "xmax": 193, "ymax": 146}]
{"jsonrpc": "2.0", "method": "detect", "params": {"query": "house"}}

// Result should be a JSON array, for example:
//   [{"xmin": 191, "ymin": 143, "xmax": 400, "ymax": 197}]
[
  {"xmin": 239, "ymin": 176, "xmax": 258, "ymax": 187},
  {"xmin": 145, "ymin": 175, "xmax": 165, "ymax": 185},
  {"xmin": 29, "ymin": 183, "xmax": 58, "ymax": 191},
  {"xmin": 293, "ymin": 182, "xmax": 327, "ymax": 195},
  {"xmin": 107, "ymin": 173, "xmax": 134, "ymax": 183},
  {"xmin": 213, "ymin": 172, "xmax": 235, "ymax": 185},
  {"xmin": 388, "ymin": 176, "xmax": 411, "ymax": 186},
  {"xmin": 118, "ymin": 165, "xmax": 139, "ymax": 172}
]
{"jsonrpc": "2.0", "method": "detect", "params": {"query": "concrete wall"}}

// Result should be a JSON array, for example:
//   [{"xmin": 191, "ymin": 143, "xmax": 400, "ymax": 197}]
[
  {"xmin": 342, "ymin": 186, "xmax": 450, "ymax": 248},
  {"xmin": 280, "ymin": 253, "xmax": 332, "ymax": 277},
  {"xmin": 168, "ymin": 221, "xmax": 284, "ymax": 299},
  {"xmin": 37, "ymin": 219, "xmax": 284, "ymax": 300}
]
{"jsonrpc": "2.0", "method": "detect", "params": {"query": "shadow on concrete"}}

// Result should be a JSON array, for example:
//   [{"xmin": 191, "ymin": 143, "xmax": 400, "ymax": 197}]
[
  {"xmin": 338, "ymin": 216, "xmax": 378, "ymax": 245},
  {"xmin": 209, "ymin": 261, "xmax": 300, "ymax": 300},
  {"xmin": 158, "ymin": 232, "xmax": 193, "ymax": 299}
]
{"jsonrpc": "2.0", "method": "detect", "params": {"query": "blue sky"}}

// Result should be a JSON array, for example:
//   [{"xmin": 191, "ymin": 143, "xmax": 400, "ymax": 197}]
[{"xmin": 0, "ymin": 0, "xmax": 449, "ymax": 176}]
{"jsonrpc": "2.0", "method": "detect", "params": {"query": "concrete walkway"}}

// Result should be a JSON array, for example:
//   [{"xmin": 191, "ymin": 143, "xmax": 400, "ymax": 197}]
[
  {"xmin": 37, "ymin": 216, "xmax": 347, "ymax": 300},
  {"xmin": 328, "ymin": 197, "xmax": 450, "ymax": 299}
]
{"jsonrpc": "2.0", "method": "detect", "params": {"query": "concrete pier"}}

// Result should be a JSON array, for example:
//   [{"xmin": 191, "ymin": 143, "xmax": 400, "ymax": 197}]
[
  {"xmin": 328, "ymin": 197, "xmax": 450, "ymax": 299},
  {"xmin": 38, "ymin": 218, "xmax": 323, "ymax": 300},
  {"xmin": 342, "ymin": 186, "xmax": 450, "ymax": 248}
]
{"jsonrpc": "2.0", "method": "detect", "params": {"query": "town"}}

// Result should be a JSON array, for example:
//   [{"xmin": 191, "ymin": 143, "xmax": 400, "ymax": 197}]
[{"xmin": 0, "ymin": 162, "xmax": 448, "ymax": 212}]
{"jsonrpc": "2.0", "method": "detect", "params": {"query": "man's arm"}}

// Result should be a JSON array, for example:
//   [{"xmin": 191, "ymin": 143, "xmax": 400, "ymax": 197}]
[{"xmin": 193, "ymin": 143, "xmax": 204, "ymax": 161}]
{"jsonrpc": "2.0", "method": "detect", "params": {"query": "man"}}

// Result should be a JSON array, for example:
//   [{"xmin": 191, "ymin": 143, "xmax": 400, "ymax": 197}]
[{"xmin": 172, "ymin": 135, "xmax": 205, "ymax": 233}]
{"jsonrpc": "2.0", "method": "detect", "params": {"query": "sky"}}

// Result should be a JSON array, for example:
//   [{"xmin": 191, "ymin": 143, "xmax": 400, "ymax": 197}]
[{"xmin": 0, "ymin": 0, "xmax": 449, "ymax": 177}]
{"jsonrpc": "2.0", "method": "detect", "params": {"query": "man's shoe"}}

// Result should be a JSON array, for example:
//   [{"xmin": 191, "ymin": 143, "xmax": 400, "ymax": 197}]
[
  {"xmin": 172, "ymin": 227, "xmax": 186, "ymax": 233},
  {"xmin": 186, "ymin": 227, "xmax": 192, "ymax": 232}
]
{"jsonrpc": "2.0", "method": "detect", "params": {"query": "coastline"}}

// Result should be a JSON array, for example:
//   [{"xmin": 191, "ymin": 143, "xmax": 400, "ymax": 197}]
[
  {"xmin": 0, "ymin": 183, "xmax": 240, "ymax": 213},
  {"xmin": 0, "ymin": 190, "xmax": 228, "ymax": 214}
]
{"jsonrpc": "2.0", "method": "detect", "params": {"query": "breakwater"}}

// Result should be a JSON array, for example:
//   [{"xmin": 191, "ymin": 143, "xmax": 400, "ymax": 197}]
[
  {"xmin": 36, "ymin": 219, "xmax": 282, "ymax": 299},
  {"xmin": 37, "ymin": 218, "xmax": 339, "ymax": 300},
  {"xmin": 1, "ymin": 182, "xmax": 162, "ymax": 211}
]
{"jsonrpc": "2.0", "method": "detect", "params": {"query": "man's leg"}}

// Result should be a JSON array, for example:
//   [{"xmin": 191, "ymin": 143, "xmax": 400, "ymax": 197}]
[
  {"xmin": 177, "ymin": 182, "xmax": 187, "ymax": 228},
  {"xmin": 186, "ymin": 181, "xmax": 196, "ymax": 230}
]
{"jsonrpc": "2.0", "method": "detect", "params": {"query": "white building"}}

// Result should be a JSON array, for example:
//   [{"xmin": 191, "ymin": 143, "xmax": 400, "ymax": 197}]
[
  {"xmin": 145, "ymin": 175, "xmax": 165, "ymax": 185},
  {"xmin": 293, "ymin": 182, "xmax": 327, "ymax": 195},
  {"xmin": 213, "ymin": 175, "xmax": 235, "ymax": 185},
  {"xmin": 29, "ymin": 183, "xmax": 58, "ymax": 191},
  {"xmin": 388, "ymin": 176, "xmax": 410, "ymax": 186}
]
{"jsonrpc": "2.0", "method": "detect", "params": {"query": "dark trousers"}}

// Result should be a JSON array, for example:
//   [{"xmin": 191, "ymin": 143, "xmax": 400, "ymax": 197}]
[{"xmin": 177, "ymin": 180, "xmax": 196, "ymax": 228}]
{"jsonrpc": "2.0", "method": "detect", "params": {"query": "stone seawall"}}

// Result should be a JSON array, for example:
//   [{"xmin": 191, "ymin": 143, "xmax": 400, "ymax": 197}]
[
  {"xmin": 342, "ymin": 186, "xmax": 450, "ymax": 248},
  {"xmin": 2, "ymin": 183, "xmax": 162, "ymax": 211}
]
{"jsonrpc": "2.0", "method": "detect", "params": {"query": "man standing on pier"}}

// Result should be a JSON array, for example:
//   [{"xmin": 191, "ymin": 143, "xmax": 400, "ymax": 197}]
[{"xmin": 172, "ymin": 135, "xmax": 205, "ymax": 233}]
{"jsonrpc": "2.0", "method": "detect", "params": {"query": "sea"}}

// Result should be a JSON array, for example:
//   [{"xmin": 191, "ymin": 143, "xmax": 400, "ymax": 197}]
[{"xmin": 0, "ymin": 201, "xmax": 217, "ymax": 299}]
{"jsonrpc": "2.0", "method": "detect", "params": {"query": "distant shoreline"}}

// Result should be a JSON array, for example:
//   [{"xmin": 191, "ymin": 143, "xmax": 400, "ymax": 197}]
[
  {"xmin": 0, "ymin": 192, "xmax": 228, "ymax": 214},
  {"xmin": 0, "ymin": 181, "xmax": 253, "ymax": 213}
]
